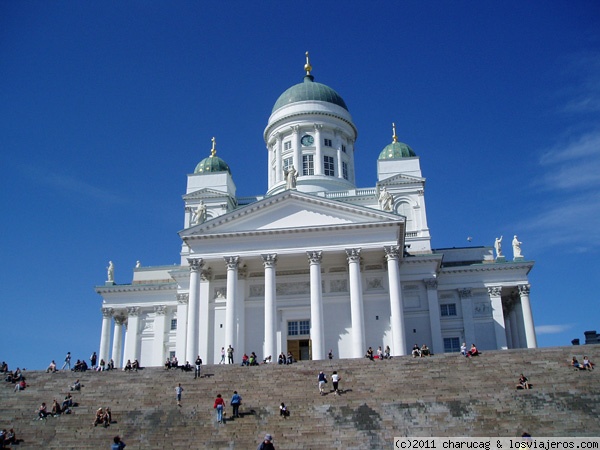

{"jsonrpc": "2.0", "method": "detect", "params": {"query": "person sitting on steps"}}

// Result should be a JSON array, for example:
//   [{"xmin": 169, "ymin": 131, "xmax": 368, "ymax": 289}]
[
  {"xmin": 466, "ymin": 344, "xmax": 480, "ymax": 357},
  {"xmin": 516, "ymin": 373, "xmax": 531, "ymax": 389},
  {"xmin": 280, "ymin": 402, "xmax": 290, "ymax": 418},
  {"xmin": 582, "ymin": 356, "xmax": 595, "ymax": 371}
]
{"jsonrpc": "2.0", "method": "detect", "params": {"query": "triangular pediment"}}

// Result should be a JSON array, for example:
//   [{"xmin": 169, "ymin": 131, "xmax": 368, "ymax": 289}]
[
  {"xmin": 379, "ymin": 173, "xmax": 425, "ymax": 186},
  {"xmin": 183, "ymin": 188, "xmax": 231, "ymax": 200},
  {"xmin": 180, "ymin": 190, "xmax": 403, "ymax": 238}
]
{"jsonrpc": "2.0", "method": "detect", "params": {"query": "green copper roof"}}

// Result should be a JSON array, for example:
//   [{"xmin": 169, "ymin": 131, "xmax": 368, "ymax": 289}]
[
  {"xmin": 194, "ymin": 155, "xmax": 231, "ymax": 174},
  {"xmin": 378, "ymin": 141, "xmax": 417, "ymax": 160},
  {"xmin": 272, "ymin": 75, "xmax": 348, "ymax": 113}
]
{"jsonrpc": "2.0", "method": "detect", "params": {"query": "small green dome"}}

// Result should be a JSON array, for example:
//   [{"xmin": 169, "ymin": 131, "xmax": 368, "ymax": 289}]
[
  {"xmin": 194, "ymin": 137, "xmax": 231, "ymax": 174},
  {"xmin": 378, "ymin": 141, "xmax": 417, "ymax": 160},
  {"xmin": 194, "ymin": 155, "xmax": 231, "ymax": 174},
  {"xmin": 272, "ymin": 75, "xmax": 348, "ymax": 113}
]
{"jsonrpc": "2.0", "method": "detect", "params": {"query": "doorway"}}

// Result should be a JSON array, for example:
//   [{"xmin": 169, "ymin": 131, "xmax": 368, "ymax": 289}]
[{"xmin": 287, "ymin": 339, "xmax": 311, "ymax": 361}]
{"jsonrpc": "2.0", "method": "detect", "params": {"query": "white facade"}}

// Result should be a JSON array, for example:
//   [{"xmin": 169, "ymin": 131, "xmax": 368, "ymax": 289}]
[{"xmin": 95, "ymin": 60, "xmax": 536, "ymax": 368}]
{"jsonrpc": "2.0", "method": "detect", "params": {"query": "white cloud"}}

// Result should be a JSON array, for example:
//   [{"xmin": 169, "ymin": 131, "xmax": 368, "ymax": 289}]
[
  {"xmin": 23, "ymin": 164, "xmax": 126, "ymax": 204},
  {"xmin": 536, "ymin": 324, "xmax": 574, "ymax": 335}
]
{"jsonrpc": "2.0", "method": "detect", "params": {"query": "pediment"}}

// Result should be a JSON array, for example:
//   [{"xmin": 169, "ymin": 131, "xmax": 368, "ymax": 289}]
[
  {"xmin": 183, "ymin": 188, "xmax": 230, "ymax": 200},
  {"xmin": 379, "ymin": 173, "xmax": 425, "ymax": 186},
  {"xmin": 180, "ymin": 190, "xmax": 403, "ymax": 238}
]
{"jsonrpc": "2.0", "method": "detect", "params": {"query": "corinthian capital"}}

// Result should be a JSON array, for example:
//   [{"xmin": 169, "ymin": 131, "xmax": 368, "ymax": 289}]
[
  {"xmin": 424, "ymin": 278, "xmax": 438, "ymax": 290},
  {"xmin": 458, "ymin": 288, "xmax": 472, "ymax": 299},
  {"xmin": 102, "ymin": 307, "xmax": 114, "ymax": 318},
  {"xmin": 487, "ymin": 286, "xmax": 502, "ymax": 297},
  {"xmin": 187, "ymin": 258, "xmax": 204, "ymax": 272},
  {"xmin": 518, "ymin": 284, "xmax": 531, "ymax": 296},
  {"xmin": 306, "ymin": 251, "xmax": 323, "ymax": 264},
  {"xmin": 177, "ymin": 293, "xmax": 189, "ymax": 304},
  {"xmin": 345, "ymin": 248, "xmax": 361, "ymax": 263},
  {"xmin": 224, "ymin": 256, "xmax": 240, "ymax": 270},
  {"xmin": 384, "ymin": 245, "xmax": 401, "ymax": 261},
  {"xmin": 262, "ymin": 253, "xmax": 278, "ymax": 268}
]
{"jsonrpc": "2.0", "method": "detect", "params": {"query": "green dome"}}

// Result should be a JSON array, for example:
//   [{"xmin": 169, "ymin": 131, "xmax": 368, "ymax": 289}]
[
  {"xmin": 272, "ymin": 75, "xmax": 348, "ymax": 113},
  {"xmin": 378, "ymin": 140, "xmax": 416, "ymax": 160},
  {"xmin": 194, "ymin": 155, "xmax": 231, "ymax": 174}
]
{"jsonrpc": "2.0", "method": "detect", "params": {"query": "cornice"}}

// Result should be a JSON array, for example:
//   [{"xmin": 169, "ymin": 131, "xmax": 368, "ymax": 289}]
[
  {"xmin": 441, "ymin": 261, "xmax": 534, "ymax": 275},
  {"xmin": 264, "ymin": 110, "xmax": 357, "ymax": 142},
  {"xmin": 95, "ymin": 282, "xmax": 177, "ymax": 294},
  {"xmin": 183, "ymin": 221, "xmax": 402, "ymax": 242}
]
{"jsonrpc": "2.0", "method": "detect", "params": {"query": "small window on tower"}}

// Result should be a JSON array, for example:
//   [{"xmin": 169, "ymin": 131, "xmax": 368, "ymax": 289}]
[
  {"xmin": 324, "ymin": 138, "xmax": 332, "ymax": 147},
  {"xmin": 324, "ymin": 155, "xmax": 335, "ymax": 176},
  {"xmin": 303, "ymin": 154, "xmax": 314, "ymax": 175},
  {"xmin": 284, "ymin": 141, "xmax": 292, "ymax": 151}
]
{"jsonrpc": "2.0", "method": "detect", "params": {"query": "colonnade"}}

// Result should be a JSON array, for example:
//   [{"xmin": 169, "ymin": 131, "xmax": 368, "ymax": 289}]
[{"xmin": 97, "ymin": 254, "xmax": 537, "ymax": 368}]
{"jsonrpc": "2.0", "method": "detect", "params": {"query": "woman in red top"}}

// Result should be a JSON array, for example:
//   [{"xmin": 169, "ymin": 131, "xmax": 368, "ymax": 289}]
[{"xmin": 214, "ymin": 394, "xmax": 225, "ymax": 423}]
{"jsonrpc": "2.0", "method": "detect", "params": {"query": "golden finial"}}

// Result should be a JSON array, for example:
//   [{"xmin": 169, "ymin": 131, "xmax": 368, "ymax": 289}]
[
  {"xmin": 210, "ymin": 137, "xmax": 216, "ymax": 157},
  {"xmin": 392, "ymin": 123, "xmax": 398, "ymax": 143},
  {"xmin": 304, "ymin": 51, "xmax": 312, "ymax": 76}
]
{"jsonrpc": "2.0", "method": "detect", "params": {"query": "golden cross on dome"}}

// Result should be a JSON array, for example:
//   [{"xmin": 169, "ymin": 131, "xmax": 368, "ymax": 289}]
[
  {"xmin": 392, "ymin": 123, "xmax": 398, "ymax": 143},
  {"xmin": 210, "ymin": 137, "xmax": 216, "ymax": 157},
  {"xmin": 304, "ymin": 51, "xmax": 312, "ymax": 76}
]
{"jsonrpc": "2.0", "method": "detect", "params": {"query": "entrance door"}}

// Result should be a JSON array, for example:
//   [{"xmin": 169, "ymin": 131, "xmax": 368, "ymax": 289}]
[
  {"xmin": 287, "ymin": 340, "xmax": 300, "ymax": 362},
  {"xmin": 299, "ymin": 339, "xmax": 311, "ymax": 360}
]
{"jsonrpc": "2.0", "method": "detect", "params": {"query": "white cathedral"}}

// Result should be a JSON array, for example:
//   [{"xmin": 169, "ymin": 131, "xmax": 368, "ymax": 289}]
[{"xmin": 95, "ymin": 54, "xmax": 536, "ymax": 368}]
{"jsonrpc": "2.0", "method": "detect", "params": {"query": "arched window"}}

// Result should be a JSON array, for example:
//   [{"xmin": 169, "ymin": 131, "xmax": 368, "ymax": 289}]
[{"xmin": 396, "ymin": 201, "xmax": 414, "ymax": 230}]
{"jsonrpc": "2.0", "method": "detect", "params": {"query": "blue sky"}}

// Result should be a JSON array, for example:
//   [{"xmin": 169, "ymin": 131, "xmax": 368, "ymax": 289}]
[{"xmin": 1, "ymin": 2, "xmax": 599, "ymax": 370}]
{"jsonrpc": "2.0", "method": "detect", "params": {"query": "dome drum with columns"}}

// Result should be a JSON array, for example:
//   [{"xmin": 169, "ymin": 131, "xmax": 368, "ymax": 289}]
[{"xmin": 95, "ymin": 53, "xmax": 536, "ymax": 368}]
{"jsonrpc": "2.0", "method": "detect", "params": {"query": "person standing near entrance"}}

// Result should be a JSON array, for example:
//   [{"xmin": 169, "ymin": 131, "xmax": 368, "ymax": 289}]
[
  {"xmin": 61, "ymin": 352, "xmax": 72, "ymax": 371},
  {"xmin": 194, "ymin": 356, "xmax": 202, "ymax": 379},
  {"xmin": 227, "ymin": 345, "xmax": 234, "ymax": 364},
  {"xmin": 219, "ymin": 347, "xmax": 225, "ymax": 364}
]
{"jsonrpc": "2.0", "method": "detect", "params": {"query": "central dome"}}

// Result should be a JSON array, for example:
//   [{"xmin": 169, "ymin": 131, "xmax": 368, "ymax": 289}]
[{"xmin": 272, "ymin": 74, "xmax": 348, "ymax": 113}]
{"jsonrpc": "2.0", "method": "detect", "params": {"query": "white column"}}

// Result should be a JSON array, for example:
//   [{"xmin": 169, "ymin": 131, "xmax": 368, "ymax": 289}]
[
  {"xmin": 275, "ymin": 133, "xmax": 283, "ymax": 184},
  {"xmin": 224, "ymin": 256, "xmax": 240, "ymax": 355},
  {"xmin": 488, "ymin": 286, "xmax": 508, "ymax": 350},
  {"xmin": 424, "ymin": 278, "xmax": 444, "ymax": 355},
  {"xmin": 307, "ymin": 251, "xmax": 325, "ymax": 360},
  {"xmin": 346, "ymin": 248, "xmax": 366, "ymax": 358},
  {"xmin": 504, "ymin": 311, "xmax": 513, "ymax": 349},
  {"xmin": 262, "ymin": 254, "xmax": 278, "ymax": 360},
  {"xmin": 314, "ymin": 124, "xmax": 323, "ymax": 175},
  {"xmin": 198, "ymin": 269, "xmax": 211, "ymax": 361},
  {"xmin": 384, "ymin": 246, "xmax": 406, "ymax": 356},
  {"xmin": 175, "ymin": 294, "xmax": 189, "ymax": 361},
  {"xmin": 152, "ymin": 305, "xmax": 167, "ymax": 366},
  {"xmin": 123, "ymin": 307, "xmax": 140, "ymax": 365},
  {"xmin": 292, "ymin": 125, "xmax": 301, "ymax": 172},
  {"xmin": 519, "ymin": 284, "xmax": 537, "ymax": 348},
  {"xmin": 111, "ymin": 315, "xmax": 125, "ymax": 368},
  {"xmin": 186, "ymin": 258, "xmax": 203, "ymax": 363},
  {"xmin": 513, "ymin": 301, "xmax": 526, "ymax": 348},
  {"xmin": 459, "ymin": 288, "xmax": 475, "ymax": 347},
  {"xmin": 237, "ymin": 267, "xmax": 247, "ymax": 358},
  {"xmin": 349, "ymin": 140, "xmax": 356, "ymax": 185},
  {"xmin": 99, "ymin": 307, "xmax": 113, "ymax": 365},
  {"xmin": 336, "ymin": 147, "xmax": 343, "ymax": 179}
]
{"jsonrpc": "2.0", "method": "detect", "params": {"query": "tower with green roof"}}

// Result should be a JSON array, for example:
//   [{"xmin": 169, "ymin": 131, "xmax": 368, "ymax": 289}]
[{"xmin": 264, "ymin": 52, "xmax": 358, "ymax": 195}]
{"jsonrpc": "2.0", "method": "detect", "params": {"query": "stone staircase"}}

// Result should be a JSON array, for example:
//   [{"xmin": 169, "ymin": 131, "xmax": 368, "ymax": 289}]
[{"xmin": 1, "ymin": 345, "xmax": 599, "ymax": 449}]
